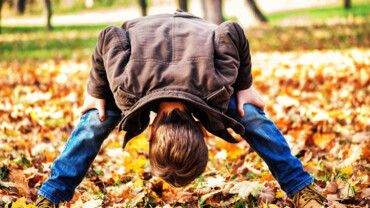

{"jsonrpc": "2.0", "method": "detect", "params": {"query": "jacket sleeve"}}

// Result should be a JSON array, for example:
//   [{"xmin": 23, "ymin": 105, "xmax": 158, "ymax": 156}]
[
  {"xmin": 87, "ymin": 26, "xmax": 130, "ymax": 99},
  {"xmin": 214, "ymin": 21, "xmax": 253, "ymax": 92}
]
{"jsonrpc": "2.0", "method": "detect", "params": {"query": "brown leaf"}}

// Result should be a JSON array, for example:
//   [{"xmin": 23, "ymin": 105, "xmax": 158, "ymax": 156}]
[
  {"xmin": 259, "ymin": 187, "xmax": 275, "ymax": 203},
  {"xmin": 325, "ymin": 182, "xmax": 339, "ymax": 194}
]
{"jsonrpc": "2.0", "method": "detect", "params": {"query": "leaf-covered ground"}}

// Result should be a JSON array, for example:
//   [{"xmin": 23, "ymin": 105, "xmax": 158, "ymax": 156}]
[{"xmin": 0, "ymin": 48, "xmax": 369, "ymax": 207}]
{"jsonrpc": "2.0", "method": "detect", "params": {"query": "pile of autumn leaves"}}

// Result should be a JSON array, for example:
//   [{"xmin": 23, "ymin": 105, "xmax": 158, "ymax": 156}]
[{"xmin": 0, "ymin": 49, "xmax": 369, "ymax": 207}]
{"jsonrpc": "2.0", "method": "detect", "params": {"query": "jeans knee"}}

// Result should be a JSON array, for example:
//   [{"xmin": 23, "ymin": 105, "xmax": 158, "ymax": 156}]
[
  {"xmin": 81, "ymin": 109, "xmax": 98, "ymax": 118},
  {"xmin": 239, "ymin": 104, "xmax": 266, "ymax": 124},
  {"xmin": 243, "ymin": 104, "xmax": 264, "ymax": 117},
  {"xmin": 79, "ymin": 109, "xmax": 120, "ymax": 136}
]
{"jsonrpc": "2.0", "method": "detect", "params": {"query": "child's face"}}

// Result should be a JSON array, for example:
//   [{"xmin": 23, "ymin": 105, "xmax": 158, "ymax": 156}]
[{"xmin": 148, "ymin": 101, "xmax": 187, "ymax": 141}]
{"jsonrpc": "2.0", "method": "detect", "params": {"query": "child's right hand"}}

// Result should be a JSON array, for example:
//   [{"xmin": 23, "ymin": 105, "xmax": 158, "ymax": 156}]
[{"xmin": 79, "ymin": 93, "xmax": 106, "ymax": 121}]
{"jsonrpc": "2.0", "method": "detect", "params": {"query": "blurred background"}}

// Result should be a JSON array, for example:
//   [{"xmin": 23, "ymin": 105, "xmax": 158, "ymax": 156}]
[{"xmin": 0, "ymin": 0, "xmax": 369, "ymax": 60}]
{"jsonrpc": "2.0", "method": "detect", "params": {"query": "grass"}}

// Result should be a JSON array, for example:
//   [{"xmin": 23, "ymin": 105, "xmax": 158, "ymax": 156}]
[
  {"xmin": 0, "ymin": 24, "xmax": 110, "ymax": 33},
  {"xmin": 267, "ymin": 2, "xmax": 370, "ymax": 24},
  {"xmin": 0, "ymin": 21, "xmax": 369, "ymax": 61},
  {"xmin": 0, "ymin": 24, "xmax": 119, "ymax": 60}
]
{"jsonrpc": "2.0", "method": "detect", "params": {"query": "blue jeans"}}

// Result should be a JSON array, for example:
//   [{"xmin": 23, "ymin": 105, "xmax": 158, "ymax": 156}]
[
  {"xmin": 38, "ymin": 96, "xmax": 312, "ymax": 203},
  {"xmin": 226, "ymin": 96, "xmax": 313, "ymax": 197}
]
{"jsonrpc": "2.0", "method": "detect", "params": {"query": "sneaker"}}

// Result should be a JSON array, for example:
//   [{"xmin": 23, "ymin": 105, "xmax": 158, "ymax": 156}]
[
  {"xmin": 292, "ymin": 184, "xmax": 327, "ymax": 208},
  {"xmin": 35, "ymin": 195, "xmax": 58, "ymax": 208}
]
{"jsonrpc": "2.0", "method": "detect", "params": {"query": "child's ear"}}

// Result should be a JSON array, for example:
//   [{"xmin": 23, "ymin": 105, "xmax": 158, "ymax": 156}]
[
  {"xmin": 196, "ymin": 121, "xmax": 207, "ymax": 137},
  {"xmin": 148, "ymin": 124, "xmax": 154, "ymax": 141}
]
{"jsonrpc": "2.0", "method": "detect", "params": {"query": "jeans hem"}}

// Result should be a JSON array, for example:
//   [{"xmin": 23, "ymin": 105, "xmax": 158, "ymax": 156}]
[
  {"xmin": 285, "ymin": 176, "xmax": 314, "ymax": 198},
  {"xmin": 38, "ymin": 184, "xmax": 70, "ymax": 204}
]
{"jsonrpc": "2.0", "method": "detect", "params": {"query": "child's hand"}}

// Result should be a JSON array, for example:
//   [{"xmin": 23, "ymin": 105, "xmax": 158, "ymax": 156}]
[
  {"xmin": 236, "ymin": 85, "xmax": 265, "ymax": 117},
  {"xmin": 79, "ymin": 93, "xmax": 106, "ymax": 121}
]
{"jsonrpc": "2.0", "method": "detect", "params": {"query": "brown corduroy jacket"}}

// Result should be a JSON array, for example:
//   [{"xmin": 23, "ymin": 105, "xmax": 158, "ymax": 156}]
[{"xmin": 87, "ymin": 10, "xmax": 253, "ymax": 148}]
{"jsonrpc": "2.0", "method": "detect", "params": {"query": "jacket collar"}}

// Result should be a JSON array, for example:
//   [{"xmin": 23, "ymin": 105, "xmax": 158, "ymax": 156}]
[
  {"xmin": 118, "ymin": 89, "xmax": 245, "ymax": 148},
  {"xmin": 173, "ymin": 9, "xmax": 202, "ymax": 19}
]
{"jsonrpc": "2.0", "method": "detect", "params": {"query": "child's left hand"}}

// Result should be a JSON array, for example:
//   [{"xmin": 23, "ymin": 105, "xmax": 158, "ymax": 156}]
[
  {"xmin": 79, "ymin": 92, "xmax": 106, "ymax": 121},
  {"xmin": 236, "ymin": 85, "xmax": 265, "ymax": 117}
]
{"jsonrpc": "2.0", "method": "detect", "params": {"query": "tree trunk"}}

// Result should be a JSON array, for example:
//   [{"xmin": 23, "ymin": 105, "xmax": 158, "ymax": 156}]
[
  {"xmin": 344, "ymin": 0, "xmax": 351, "ymax": 9},
  {"xmin": 138, "ymin": 0, "xmax": 147, "ymax": 16},
  {"xmin": 203, "ymin": 0, "xmax": 223, "ymax": 25},
  {"xmin": 85, "ymin": 0, "xmax": 94, "ymax": 8},
  {"xmin": 246, "ymin": 0, "xmax": 267, "ymax": 23},
  {"xmin": 44, "ymin": 0, "xmax": 52, "ymax": 30},
  {"xmin": 201, "ymin": 0, "xmax": 207, "ymax": 19},
  {"xmin": 178, "ymin": 0, "xmax": 188, "ymax": 12},
  {"xmin": 0, "ymin": 0, "xmax": 3, "ymax": 34},
  {"xmin": 16, "ymin": 0, "xmax": 26, "ymax": 14}
]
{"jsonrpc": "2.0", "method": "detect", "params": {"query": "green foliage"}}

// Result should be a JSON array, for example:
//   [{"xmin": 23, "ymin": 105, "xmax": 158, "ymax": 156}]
[
  {"xmin": 0, "ymin": 165, "xmax": 10, "ymax": 181},
  {"xmin": 0, "ymin": 24, "xmax": 115, "ymax": 60},
  {"xmin": 97, "ymin": 191, "xmax": 105, "ymax": 199},
  {"xmin": 321, "ymin": 173, "xmax": 331, "ymax": 182},
  {"xmin": 248, "ymin": 21, "xmax": 369, "ymax": 51},
  {"xmin": 15, "ymin": 155, "xmax": 31, "ymax": 168},
  {"xmin": 246, "ymin": 172, "xmax": 256, "ymax": 179},
  {"xmin": 93, "ymin": 166, "xmax": 105, "ymax": 176},
  {"xmin": 267, "ymin": 2, "xmax": 370, "ymax": 24},
  {"xmin": 234, "ymin": 198, "xmax": 249, "ymax": 208}
]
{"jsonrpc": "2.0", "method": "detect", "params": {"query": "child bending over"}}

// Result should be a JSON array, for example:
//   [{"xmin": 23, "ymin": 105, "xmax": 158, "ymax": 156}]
[{"xmin": 35, "ymin": 10, "xmax": 326, "ymax": 208}]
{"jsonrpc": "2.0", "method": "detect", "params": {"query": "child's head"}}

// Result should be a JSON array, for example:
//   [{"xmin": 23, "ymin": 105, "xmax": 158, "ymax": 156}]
[{"xmin": 149, "ymin": 101, "xmax": 208, "ymax": 187}]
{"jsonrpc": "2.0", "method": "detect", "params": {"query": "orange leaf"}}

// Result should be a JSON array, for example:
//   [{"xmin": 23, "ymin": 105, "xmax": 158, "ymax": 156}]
[{"xmin": 312, "ymin": 133, "xmax": 335, "ymax": 150}]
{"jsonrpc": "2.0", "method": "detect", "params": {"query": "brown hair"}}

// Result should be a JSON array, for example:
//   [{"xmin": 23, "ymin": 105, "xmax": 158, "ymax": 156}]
[{"xmin": 149, "ymin": 108, "xmax": 208, "ymax": 187}]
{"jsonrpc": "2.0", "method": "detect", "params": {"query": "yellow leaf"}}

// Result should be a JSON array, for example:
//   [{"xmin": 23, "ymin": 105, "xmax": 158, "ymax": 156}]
[
  {"xmin": 340, "ymin": 165, "xmax": 353, "ymax": 175},
  {"xmin": 125, "ymin": 132, "xmax": 149, "ymax": 152},
  {"xmin": 29, "ymin": 110, "xmax": 38, "ymax": 122},
  {"xmin": 133, "ymin": 178, "xmax": 143, "ymax": 188},
  {"xmin": 162, "ymin": 181, "xmax": 171, "ymax": 190},
  {"xmin": 107, "ymin": 141, "xmax": 122, "ymax": 148},
  {"xmin": 125, "ymin": 156, "xmax": 147, "ymax": 174},
  {"xmin": 11, "ymin": 197, "xmax": 36, "ymax": 208},
  {"xmin": 275, "ymin": 191, "xmax": 285, "ymax": 198}
]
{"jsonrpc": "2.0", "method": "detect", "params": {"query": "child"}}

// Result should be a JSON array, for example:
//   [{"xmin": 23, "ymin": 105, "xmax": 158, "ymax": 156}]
[{"xmin": 36, "ymin": 10, "xmax": 326, "ymax": 207}]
